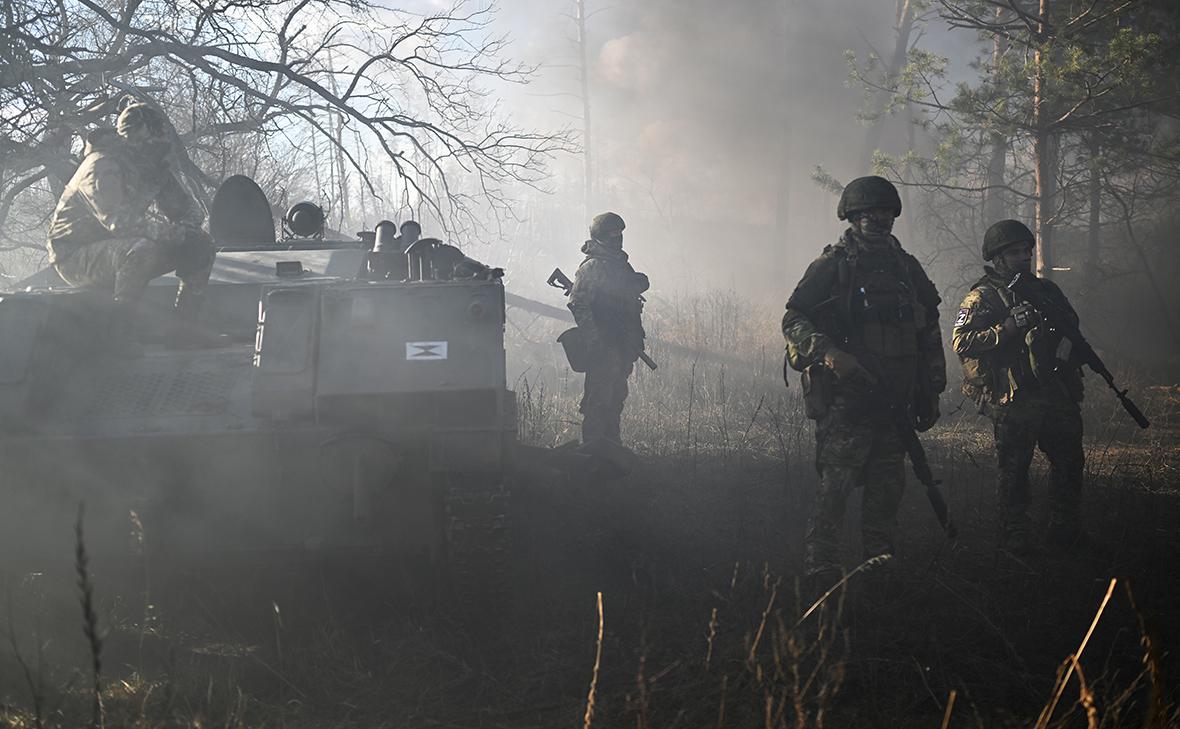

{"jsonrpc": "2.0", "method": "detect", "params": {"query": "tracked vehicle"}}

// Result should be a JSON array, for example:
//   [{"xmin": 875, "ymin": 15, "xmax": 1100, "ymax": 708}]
[{"xmin": 0, "ymin": 176, "xmax": 514, "ymax": 600}]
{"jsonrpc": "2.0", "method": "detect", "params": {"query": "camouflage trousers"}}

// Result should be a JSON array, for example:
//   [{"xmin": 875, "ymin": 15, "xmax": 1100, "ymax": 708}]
[
  {"xmin": 989, "ymin": 390, "xmax": 1083, "ymax": 545},
  {"xmin": 54, "ymin": 228, "xmax": 215, "ymax": 304},
  {"xmin": 804, "ymin": 405, "xmax": 905, "ymax": 577},
  {"xmin": 580, "ymin": 348, "xmax": 634, "ymax": 444}
]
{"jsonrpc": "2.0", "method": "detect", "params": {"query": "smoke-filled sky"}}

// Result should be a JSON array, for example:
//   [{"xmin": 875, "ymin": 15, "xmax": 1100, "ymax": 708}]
[
  {"xmin": 323, "ymin": 0, "xmax": 992, "ymax": 305},
  {"xmin": 421, "ymin": 0, "xmax": 984, "ymax": 299}
]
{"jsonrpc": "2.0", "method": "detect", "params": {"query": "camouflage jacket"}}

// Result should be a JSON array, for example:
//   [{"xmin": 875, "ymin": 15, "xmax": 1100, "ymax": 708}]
[
  {"xmin": 569, "ymin": 239, "xmax": 648, "ymax": 360},
  {"xmin": 781, "ymin": 230, "xmax": 946, "ymax": 401},
  {"xmin": 952, "ymin": 267, "xmax": 1082, "ymax": 408},
  {"xmin": 46, "ymin": 129, "xmax": 203, "ymax": 264}
]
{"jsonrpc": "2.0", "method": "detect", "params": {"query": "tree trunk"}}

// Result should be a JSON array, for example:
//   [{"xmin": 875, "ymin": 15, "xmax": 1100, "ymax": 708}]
[
  {"xmin": 576, "ymin": 0, "xmax": 593, "ymax": 221},
  {"xmin": 983, "ymin": 6, "xmax": 1009, "ymax": 225},
  {"xmin": 774, "ymin": 0, "xmax": 792, "ymax": 279},
  {"xmin": 900, "ymin": 99, "xmax": 916, "ymax": 242},
  {"xmin": 1033, "ymin": 0, "xmax": 1056, "ymax": 278},
  {"xmin": 1084, "ymin": 135, "xmax": 1102, "ymax": 293},
  {"xmin": 861, "ymin": 0, "xmax": 914, "ymax": 169}
]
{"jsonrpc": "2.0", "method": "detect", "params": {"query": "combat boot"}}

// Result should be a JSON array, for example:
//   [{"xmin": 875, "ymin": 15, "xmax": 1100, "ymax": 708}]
[{"xmin": 169, "ymin": 287, "xmax": 229, "ymax": 348}]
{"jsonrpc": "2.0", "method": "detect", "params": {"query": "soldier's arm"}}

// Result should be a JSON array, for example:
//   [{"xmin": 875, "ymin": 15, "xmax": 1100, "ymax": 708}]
[
  {"xmin": 79, "ymin": 157, "xmax": 140, "ymax": 235},
  {"xmin": 908, "ymin": 256, "xmax": 947, "ymax": 393},
  {"xmin": 568, "ymin": 260, "xmax": 604, "ymax": 345},
  {"xmin": 781, "ymin": 255, "xmax": 839, "ymax": 369},
  {"xmin": 156, "ymin": 171, "xmax": 204, "ymax": 227},
  {"xmin": 951, "ymin": 289, "xmax": 1005, "ymax": 356}
]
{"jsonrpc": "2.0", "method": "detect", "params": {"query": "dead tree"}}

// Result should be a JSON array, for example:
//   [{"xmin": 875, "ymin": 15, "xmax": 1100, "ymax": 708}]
[{"xmin": 0, "ymin": 0, "xmax": 574, "ymax": 252}]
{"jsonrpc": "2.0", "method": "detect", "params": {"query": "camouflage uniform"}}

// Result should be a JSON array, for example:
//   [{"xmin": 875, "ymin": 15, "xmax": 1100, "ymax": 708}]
[
  {"xmin": 47, "ymin": 113, "xmax": 214, "ymax": 306},
  {"xmin": 952, "ymin": 266, "xmax": 1085, "ymax": 548},
  {"xmin": 569, "ymin": 227, "xmax": 648, "ymax": 444},
  {"xmin": 783, "ymin": 231, "xmax": 945, "ymax": 577}
]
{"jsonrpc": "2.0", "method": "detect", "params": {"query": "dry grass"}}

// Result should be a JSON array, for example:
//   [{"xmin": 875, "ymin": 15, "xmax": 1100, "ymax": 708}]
[{"xmin": 1, "ymin": 288, "xmax": 1178, "ymax": 728}]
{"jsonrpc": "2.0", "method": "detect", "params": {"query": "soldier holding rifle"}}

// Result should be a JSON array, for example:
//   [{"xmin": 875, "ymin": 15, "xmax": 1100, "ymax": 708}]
[
  {"xmin": 952, "ymin": 219, "xmax": 1148, "ymax": 555},
  {"xmin": 781, "ymin": 176, "xmax": 949, "ymax": 589},
  {"xmin": 550, "ymin": 212, "xmax": 651, "ymax": 446}
]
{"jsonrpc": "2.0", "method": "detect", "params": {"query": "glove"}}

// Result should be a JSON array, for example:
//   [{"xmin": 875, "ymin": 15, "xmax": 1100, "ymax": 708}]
[
  {"xmin": 1002, "ymin": 303, "xmax": 1040, "ymax": 343},
  {"xmin": 823, "ymin": 347, "xmax": 877, "ymax": 385},
  {"xmin": 914, "ymin": 394, "xmax": 940, "ymax": 432},
  {"xmin": 1010, "ymin": 303, "xmax": 1039, "ymax": 330}
]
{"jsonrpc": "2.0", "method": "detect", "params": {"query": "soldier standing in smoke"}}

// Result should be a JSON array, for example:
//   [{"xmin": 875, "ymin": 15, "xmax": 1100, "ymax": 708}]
[
  {"xmin": 781, "ymin": 176, "xmax": 946, "ymax": 588},
  {"xmin": 46, "ymin": 100, "xmax": 216, "ymax": 355},
  {"xmin": 952, "ymin": 220, "xmax": 1087, "ymax": 554},
  {"xmin": 569, "ymin": 212, "xmax": 649, "ymax": 445}
]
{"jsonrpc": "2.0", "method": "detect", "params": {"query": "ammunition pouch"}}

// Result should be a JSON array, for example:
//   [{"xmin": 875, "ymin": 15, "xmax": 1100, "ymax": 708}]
[
  {"xmin": 785, "ymin": 338, "xmax": 808, "ymax": 373},
  {"xmin": 801, "ymin": 364, "xmax": 832, "ymax": 420}
]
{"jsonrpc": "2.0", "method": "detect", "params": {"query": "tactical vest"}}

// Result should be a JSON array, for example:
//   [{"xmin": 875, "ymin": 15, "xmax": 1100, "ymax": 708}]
[
  {"xmin": 821, "ymin": 243, "xmax": 925, "ymax": 400},
  {"xmin": 959, "ymin": 280, "xmax": 1025, "ymax": 406},
  {"xmin": 959, "ymin": 276, "xmax": 1082, "ymax": 408}
]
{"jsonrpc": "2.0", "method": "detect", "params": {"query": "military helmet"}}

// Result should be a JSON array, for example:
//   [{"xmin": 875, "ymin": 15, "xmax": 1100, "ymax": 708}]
[
  {"xmin": 836, "ymin": 176, "xmax": 902, "ymax": 221},
  {"xmin": 982, "ymin": 219, "xmax": 1035, "ymax": 260},
  {"xmin": 116, "ymin": 102, "xmax": 171, "ymax": 146},
  {"xmin": 590, "ymin": 211, "xmax": 626, "ymax": 239}
]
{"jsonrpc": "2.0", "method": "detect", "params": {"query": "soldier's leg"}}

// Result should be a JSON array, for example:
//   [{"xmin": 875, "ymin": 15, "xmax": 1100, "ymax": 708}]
[
  {"xmin": 171, "ymin": 227, "xmax": 216, "ymax": 310},
  {"xmin": 860, "ymin": 426, "xmax": 906, "ymax": 560},
  {"xmin": 991, "ymin": 402, "xmax": 1040, "ymax": 550},
  {"xmin": 1037, "ymin": 396, "xmax": 1085, "ymax": 540},
  {"xmin": 804, "ymin": 409, "xmax": 873, "ymax": 577},
  {"xmin": 604, "ymin": 360, "xmax": 633, "ymax": 444},
  {"xmin": 54, "ymin": 238, "xmax": 140, "ymax": 291},
  {"xmin": 580, "ymin": 366, "xmax": 608, "ymax": 443},
  {"xmin": 55, "ymin": 237, "xmax": 165, "ymax": 357},
  {"xmin": 113, "ymin": 238, "xmax": 174, "ymax": 302}
]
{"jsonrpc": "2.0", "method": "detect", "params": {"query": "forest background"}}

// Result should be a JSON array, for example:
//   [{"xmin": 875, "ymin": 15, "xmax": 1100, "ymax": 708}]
[{"xmin": 3, "ymin": 0, "xmax": 1179, "ymax": 370}]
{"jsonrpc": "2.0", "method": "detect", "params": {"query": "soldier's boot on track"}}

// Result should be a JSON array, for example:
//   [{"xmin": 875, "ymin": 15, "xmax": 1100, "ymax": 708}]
[{"xmin": 169, "ymin": 286, "xmax": 229, "ymax": 348}]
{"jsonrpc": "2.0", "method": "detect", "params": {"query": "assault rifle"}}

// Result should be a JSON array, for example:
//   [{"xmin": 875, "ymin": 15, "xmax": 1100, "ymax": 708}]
[
  {"xmin": 1007, "ymin": 273, "xmax": 1149, "ymax": 429},
  {"xmin": 547, "ymin": 268, "xmax": 657, "ymax": 371},
  {"xmin": 838, "ymin": 361, "xmax": 957, "ymax": 541},
  {"xmin": 894, "ymin": 405, "xmax": 957, "ymax": 540}
]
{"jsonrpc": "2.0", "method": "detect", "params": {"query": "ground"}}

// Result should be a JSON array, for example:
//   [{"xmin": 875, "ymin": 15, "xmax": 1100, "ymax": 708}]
[
  {"xmin": 2, "ymin": 294, "xmax": 1179, "ymax": 728},
  {"xmin": 2, "ymin": 405, "xmax": 1178, "ymax": 728}
]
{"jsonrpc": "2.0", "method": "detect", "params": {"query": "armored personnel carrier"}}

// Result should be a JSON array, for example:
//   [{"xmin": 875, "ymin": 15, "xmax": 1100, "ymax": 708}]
[{"xmin": 0, "ymin": 176, "xmax": 514, "ymax": 601}]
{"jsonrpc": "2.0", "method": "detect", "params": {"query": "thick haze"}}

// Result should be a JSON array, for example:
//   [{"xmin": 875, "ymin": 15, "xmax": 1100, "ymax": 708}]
[{"xmin": 477, "ymin": 0, "xmax": 972, "ymax": 301}]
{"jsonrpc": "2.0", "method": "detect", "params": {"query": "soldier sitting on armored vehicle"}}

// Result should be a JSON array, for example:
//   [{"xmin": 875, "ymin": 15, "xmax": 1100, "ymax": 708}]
[{"xmin": 45, "ymin": 100, "xmax": 216, "ymax": 356}]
